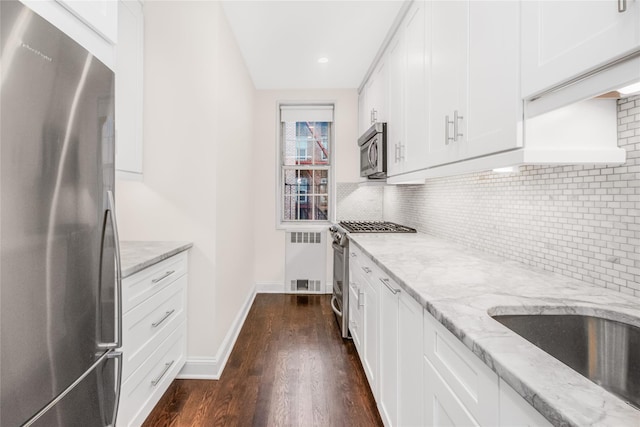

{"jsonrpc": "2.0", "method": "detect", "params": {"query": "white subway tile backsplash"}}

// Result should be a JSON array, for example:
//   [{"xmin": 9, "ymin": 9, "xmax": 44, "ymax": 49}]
[{"xmin": 384, "ymin": 95, "xmax": 640, "ymax": 296}]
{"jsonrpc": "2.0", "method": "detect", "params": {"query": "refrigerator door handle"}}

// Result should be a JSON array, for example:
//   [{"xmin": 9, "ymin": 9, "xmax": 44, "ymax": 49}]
[
  {"xmin": 107, "ymin": 351, "xmax": 123, "ymax": 427},
  {"xmin": 98, "ymin": 191, "xmax": 123, "ymax": 350}
]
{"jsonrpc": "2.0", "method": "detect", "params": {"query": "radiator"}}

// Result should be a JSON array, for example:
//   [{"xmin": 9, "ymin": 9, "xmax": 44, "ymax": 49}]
[{"xmin": 285, "ymin": 231, "xmax": 326, "ymax": 293}]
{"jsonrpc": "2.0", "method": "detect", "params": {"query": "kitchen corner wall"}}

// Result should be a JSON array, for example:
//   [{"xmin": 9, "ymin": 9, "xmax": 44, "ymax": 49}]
[
  {"xmin": 384, "ymin": 95, "xmax": 640, "ymax": 296},
  {"xmin": 115, "ymin": 1, "xmax": 255, "ymax": 365}
]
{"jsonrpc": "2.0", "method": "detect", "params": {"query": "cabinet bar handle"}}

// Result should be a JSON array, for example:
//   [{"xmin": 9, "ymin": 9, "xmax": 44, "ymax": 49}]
[
  {"xmin": 379, "ymin": 277, "xmax": 400, "ymax": 295},
  {"xmin": 152, "ymin": 270, "xmax": 175, "ymax": 284},
  {"xmin": 358, "ymin": 289, "xmax": 365, "ymax": 307},
  {"xmin": 445, "ymin": 115, "xmax": 453, "ymax": 145},
  {"xmin": 350, "ymin": 252, "xmax": 357, "ymax": 258},
  {"xmin": 454, "ymin": 110, "xmax": 464, "ymax": 142},
  {"xmin": 152, "ymin": 309, "xmax": 176, "ymax": 328},
  {"xmin": 150, "ymin": 360, "xmax": 175, "ymax": 386},
  {"xmin": 361, "ymin": 266, "xmax": 371, "ymax": 274},
  {"xmin": 618, "ymin": 0, "xmax": 627, "ymax": 12}
]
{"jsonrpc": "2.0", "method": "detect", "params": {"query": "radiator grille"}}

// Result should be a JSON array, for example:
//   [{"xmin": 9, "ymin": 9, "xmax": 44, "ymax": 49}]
[{"xmin": 285, "ymin": 231, "xmax": 327, "ymax": 294}]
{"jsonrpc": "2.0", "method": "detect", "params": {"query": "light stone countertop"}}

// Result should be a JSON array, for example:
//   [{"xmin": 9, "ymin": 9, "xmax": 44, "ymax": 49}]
[
  {"xmin": 347, "ymin": 232, "xmax": 640, "ymax": 427},
  {"xmin": 120, "ymin": 241, "xmax": 193, "ymax": 278}
]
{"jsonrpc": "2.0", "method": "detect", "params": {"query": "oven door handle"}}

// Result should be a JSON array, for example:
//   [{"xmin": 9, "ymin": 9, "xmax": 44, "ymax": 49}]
[{"xmin": 330, "ymin": 295, "xmax": 343, "ymax": 317}]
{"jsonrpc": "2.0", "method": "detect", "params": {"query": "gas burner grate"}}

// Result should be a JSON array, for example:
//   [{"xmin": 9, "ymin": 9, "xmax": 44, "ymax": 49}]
[{"xmin": 339, "ymin": 221, "xmax": 417, "ymax": 233}]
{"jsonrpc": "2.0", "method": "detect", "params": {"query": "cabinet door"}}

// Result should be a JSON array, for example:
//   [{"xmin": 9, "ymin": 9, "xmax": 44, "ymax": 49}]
[
  {"xmin": 387, "ymin": 31, "xmax": 405, "ymax": 177},
  {"xmin": 427, "ymin": 0, "xmax": 467, "ymax": 168},
  {"xmin": 368, "ymin": 59, "xmax": 388, "ymax": 125},
  {"xmin": 398, "ymin": 294, "xmax": 423, "ymax": 427},
  {"xmin": 358, "ymin": 90, "xmax": 368, "ymax": 136},
  {"xmin": 363, "ymin": 275, "xmax": 379, "ymax": 395},
  {"xmin": 499, "ymin": 379, "xmax": 552, "ymax": 427},
  {"xmin": 464, "ymin": 1, "xmax": 522, "ymax": 159},
  {"xmin": 522, "ymin": 0, "xmax": 640, "ymax": 98},
  {"xmin": 379, "ymin": 278, "xmax": 400, "ymax": 426},
  {"xmin": 57, "ymin": 0, "xmax": 118, "ymax": 43},
  {"xmin": 115, "ymin": 0, "xmax": 143, "ymax": 176},
  {"xmin": 424, "ymin": 356, "xmax": 479, "ymax": 427},
  {"xmin": 402, "ymin": 0, "xmax": 429, "ymax": 173}
]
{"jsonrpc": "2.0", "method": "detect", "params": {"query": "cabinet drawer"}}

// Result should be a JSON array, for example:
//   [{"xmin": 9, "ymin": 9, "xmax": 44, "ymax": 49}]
[
  {"xmin": 121, "ymin": 275, "xmax": 186, "ymax": 379},
  {"xmin": 423, "ymin": 312, "xmax": 499, "ymax": 426},
  {"xmin": 118, "ymin": 323, "xmax": 186, "ymax": 427},
  {"xmin": 122, "ymin": 252, "xmax": 187, "ymax": 313},
  {"xmin": 424, "ymin": 355, "xmax": 479, "ymax": 427}
]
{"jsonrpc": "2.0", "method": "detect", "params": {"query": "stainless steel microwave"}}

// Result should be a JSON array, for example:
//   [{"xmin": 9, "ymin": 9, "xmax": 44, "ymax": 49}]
[{"xmin": 358, "ymin": 122, "xmax": 387, "ymax": 179}]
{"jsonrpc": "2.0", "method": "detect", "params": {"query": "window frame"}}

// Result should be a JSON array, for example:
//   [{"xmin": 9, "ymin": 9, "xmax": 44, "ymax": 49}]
[{"xmin": 276, "ymin": 102, "xmax": 335, "ymax": 229}]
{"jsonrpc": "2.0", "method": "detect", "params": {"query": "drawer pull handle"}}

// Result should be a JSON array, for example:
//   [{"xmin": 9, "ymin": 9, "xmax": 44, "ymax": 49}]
[
  {"xmin": 361, "ymin": 266, "xmax": 371, "ymax": 274},
  {"xmin": 358, "ymin": 289, "xmax": 365, "ymax": 307},
  {"xmin": 152, "ymin": 309, "xmax": 176, "ymax": 328},
  {"xmin": 380, "ymin": 278, "xmax": 400, "ymax": 295},
  {"xmin": 350, "ymin": 252, "xmax": 357, "ymax": 258},
  {"xmin": 152, "ymin": 270, "xmax": 175, "ymax": 284},
  {"xmin": 151, "ymin": 360, "xmax": 175, "ymax": 387}
]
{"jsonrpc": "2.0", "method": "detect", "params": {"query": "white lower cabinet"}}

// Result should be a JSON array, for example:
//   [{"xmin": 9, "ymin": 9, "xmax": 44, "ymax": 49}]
[
  {"xmin": 499, "ymin": 379, "xmax": 552, "ymax": 427},
  {"xmin": 397, "ymin": 293, "xmax": 423, "ymax": 427},
  {"xmin": 117, "ymin": 251, "xmax": 189, "ymax": 427},
  {"xmin": 379, "ymin": 275, "xmax": 400, "ymax": 426},
  {"xmin": 423, "ymin": 312, "xmax": 499, "ymax": 426},
  {"xmin": 351, "ymin": 247, "xmax": 552, "ymax": 427}
]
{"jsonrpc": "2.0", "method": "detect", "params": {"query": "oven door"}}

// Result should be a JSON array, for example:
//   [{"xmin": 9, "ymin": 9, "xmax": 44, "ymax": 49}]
[{"xmin": 331, "ymin": 241, "xmax": 349, "ymax": 338}]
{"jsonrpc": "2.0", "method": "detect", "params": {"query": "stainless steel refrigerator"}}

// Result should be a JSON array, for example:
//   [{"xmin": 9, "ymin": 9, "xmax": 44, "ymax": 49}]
[{"xmin": 0, "ymin": 1, "xmax": 122, "ymax": 426}]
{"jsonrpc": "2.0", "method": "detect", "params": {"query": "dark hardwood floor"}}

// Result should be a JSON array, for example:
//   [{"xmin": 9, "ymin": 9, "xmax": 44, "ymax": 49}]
[{"xmin": 141, "ymin": 294, "xmax": 383, "ymax": 427}]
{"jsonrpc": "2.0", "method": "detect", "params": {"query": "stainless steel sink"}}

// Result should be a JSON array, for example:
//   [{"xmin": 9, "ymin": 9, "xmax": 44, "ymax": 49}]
[{"xmin": 492, "ymin": 314, "xmax": 640, "ymax": 409}]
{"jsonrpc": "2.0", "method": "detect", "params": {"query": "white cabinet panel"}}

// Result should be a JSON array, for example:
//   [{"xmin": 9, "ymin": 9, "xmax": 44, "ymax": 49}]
[
  {"xmin": 387, "ymin": 30, "xmax": 405, "ymax": 177},
  {"xmin": 424, "ymin": 356, "xmax": 479, "ymax": 427},
  {"xmin": 57, "ymin": 0, "xmax": 118, "ymax": 43},
  {"xmin": 402, "ymin": 0, "xmax": 428, "ymax": 173},
  {"xmin": 379, "ymin": 276, "xmax": 400, "ymax": 426},
  {"xmin": 398, "ymin": 293, "xmax": 423, "ymax": 427},
  {"xmin": 499, "ymin": 379, "xmax": 552, "ymax": 427},
  {"xmin": 362, "ymin": 267, "xmax": 379, "ymax": 395},
  {"xmin": 522, "ymin": 0, "xmax": 640, "ymax": 98},
  {"xmin": 423, "ymin": 312, "xmax": 499, "ymax": 426},
  {"xmin": 465, "ymin": 1, "xmax": 522, "ymax": 158},
  {"xmin": 427, "ymin": 0, "xmax": 467, "ymax": 167},
  {"xmin": 115, "ymin": 0, "xmax": 143, "ymax": 177}
]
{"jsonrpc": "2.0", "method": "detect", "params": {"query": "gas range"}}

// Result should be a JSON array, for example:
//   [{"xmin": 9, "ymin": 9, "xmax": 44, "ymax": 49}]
[
  {"xmin": 328, "ymin": 220, "xmax": 416, "ymax": 339},
  {"xmin": 338, "ymin": 220, "xmax": 417, "ymax": 234}
]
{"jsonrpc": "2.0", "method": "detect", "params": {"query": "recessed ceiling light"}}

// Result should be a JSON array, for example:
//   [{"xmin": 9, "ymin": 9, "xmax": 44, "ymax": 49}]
[
  {"xmin": 618, "ymin": 81, "xmax": 640, "ymax": 95},
  {"xmin": 317, "ymin": 57, "xmax": 329, "ymax": 64}
]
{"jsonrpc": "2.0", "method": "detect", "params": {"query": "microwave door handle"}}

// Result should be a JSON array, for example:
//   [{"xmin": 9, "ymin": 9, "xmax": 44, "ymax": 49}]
[{"xmin": 367, "ymin": 142, "xmax": 377, "ymax": 168}]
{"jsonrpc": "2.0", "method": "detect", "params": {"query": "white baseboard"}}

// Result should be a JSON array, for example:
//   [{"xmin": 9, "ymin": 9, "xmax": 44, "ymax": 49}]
[
  {"xmin": 256, "ymin": 281, "xmax": 284, "ymax": 293},
  {"xmin": 177, "ymin": 286, "xmax": 256, "ymax": 380}
]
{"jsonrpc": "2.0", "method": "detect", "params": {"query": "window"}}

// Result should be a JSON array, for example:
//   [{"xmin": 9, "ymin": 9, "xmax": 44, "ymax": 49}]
[{"xmin": 280, "ymin": 105, "xmax": 333, "ymax": 223}]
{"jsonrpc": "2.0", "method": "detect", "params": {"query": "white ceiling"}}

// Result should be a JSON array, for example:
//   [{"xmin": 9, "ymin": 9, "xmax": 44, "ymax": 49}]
[{"xmin": 221, "ymin": 1, "xmax": 404, "ymax": 90}]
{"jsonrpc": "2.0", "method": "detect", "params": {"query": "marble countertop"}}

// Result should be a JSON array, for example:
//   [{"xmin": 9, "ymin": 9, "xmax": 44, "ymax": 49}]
[
  {"xmin": 120, "ymin": 241, "xmax": 193, "ymax": 278},
  {"xmin": 348, "ymin": 232, "xmax": 640, "ymax": 427}
]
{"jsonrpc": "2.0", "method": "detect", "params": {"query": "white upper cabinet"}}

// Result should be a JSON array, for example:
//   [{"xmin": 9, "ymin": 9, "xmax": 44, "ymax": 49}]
[
  {"xmin": 427, "ymin": 0, "xmax": 467, "ymax": 168},
  {"xmin": 402, "ymin": 0, "xmax": 428, "ymax": 173},
  {"xmin": 387, "ymin": 0, "xmax": 428, "ymax": 178},
  {"xmin": 522, "ymin": 0, "xmax": 640, "ymax": 99},
  {"xmin": 115, "ymin": 0, "xmax": 144, "ymax": 178},
  {"xmin": 465, "ymin": 1, "xmax": 522, "ymax": 158},
  {"xmin": 428, "ymin": 1, "xmax": 521, "ymax": 168},
  {"xmin": 358, "ymin": 59, "xmax": 388, "ymax": 136},
  {"xmin": 387, "ymin": 29, "xmax": 406, "ymax": 177},
  {"xmin": 56, "ymin": 0, "xmax": 118, "ymax": 43}
]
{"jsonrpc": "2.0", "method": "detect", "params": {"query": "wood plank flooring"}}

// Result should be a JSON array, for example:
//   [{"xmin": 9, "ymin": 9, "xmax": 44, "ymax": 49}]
[{"xmin": 142, "ymin": 294, "xmax": 383, "ymax": 427}]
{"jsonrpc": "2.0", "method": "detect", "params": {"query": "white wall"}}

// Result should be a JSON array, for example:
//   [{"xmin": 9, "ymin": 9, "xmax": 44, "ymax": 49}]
[
  {"xmin": 253, "ymin": 89, "xmax": 359, "ymax": 287},
  {"xmin": 115, "ymin": 0, "xmax": 255, "ymax": 369}
]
